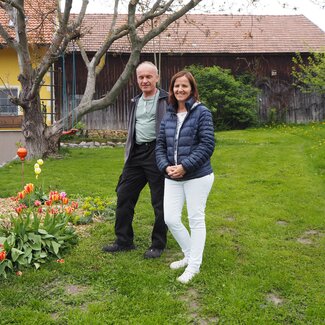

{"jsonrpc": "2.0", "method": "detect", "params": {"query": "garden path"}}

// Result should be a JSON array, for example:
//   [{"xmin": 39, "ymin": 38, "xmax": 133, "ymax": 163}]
[{"xmin": 0, "ymin": 131, "xmax": 23, "ymax": 166}]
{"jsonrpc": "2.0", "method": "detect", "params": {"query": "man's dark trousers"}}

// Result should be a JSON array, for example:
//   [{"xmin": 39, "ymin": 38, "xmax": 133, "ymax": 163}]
[{"xmin": 115, "ymin": 141, "xmax": 167, "ymax": 249}]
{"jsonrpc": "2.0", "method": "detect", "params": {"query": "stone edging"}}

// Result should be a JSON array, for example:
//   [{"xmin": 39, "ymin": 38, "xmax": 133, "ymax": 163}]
[{"xmin": 60, "ymin": 141, "xmax": 125, "ymax": 149}]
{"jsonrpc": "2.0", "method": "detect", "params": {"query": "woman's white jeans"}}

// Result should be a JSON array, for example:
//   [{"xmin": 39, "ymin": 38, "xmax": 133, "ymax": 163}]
[{"xmin": 164, "ymin": 173, "xmax": 214, "ymax": 273}]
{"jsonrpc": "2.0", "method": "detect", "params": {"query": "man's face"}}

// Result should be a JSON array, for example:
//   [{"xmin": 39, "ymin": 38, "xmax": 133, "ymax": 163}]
[{"xmin": 136, "ymin": 64, "xmax": 159, "ymax": 97}]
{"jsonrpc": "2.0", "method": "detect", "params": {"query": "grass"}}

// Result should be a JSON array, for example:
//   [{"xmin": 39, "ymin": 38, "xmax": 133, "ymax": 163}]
[{"xmin": 0, "ymin": 123, "xmax": 324, "ymax": 324}]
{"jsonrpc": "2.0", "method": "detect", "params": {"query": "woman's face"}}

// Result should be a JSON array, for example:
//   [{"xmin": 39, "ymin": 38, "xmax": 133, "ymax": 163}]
[{"xmin": 173, "ymin": 76, "xmax": 192, "ymax": 103}]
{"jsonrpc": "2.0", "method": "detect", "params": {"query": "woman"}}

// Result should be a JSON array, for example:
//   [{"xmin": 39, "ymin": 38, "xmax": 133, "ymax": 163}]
[{"xmin": 156, "ymin": 71, "xmax": 215, "ymax": 283}]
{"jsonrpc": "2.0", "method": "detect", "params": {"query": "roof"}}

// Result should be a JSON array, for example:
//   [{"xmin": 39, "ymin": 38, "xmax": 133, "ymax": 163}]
[
  {"xmin": 74, "ymin": 14, "xmax": 325, "ymax": 54},
  {"xmin": 0, "ymin": 0, "xmax": 56, "ymax": 45}
]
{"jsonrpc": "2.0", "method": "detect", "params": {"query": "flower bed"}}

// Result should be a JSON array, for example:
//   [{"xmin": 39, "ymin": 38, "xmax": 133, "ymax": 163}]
[
  {"xmin": 0, "ymin": 184, "xmax": 79, "ymax": 278},
  {"xmin": 0, "ymin": 158, "xmax": 81, "ymax": 278},
  {"xmin": 0, "ymin": 157, "xmax": 116, "ymax": 278}
]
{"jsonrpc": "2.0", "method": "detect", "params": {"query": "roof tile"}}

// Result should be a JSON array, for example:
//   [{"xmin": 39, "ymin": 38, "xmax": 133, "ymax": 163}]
[
  {"xmin": 74, "ymin": 14, "xmax": 325, "ymax": 54},
  {"xmin": 0, "ymin": 0, "xmax": 56, "ymax": 44}
]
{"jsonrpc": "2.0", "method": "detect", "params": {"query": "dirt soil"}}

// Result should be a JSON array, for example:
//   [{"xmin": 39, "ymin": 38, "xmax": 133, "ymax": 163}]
[{"xmin": 0, "ymin": 198, "xmax": 17, "ymax": 216}]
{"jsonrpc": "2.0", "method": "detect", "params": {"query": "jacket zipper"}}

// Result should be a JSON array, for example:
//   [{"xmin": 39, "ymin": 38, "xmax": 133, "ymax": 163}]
[{"xmin": 173, "ymin": 102, "xmax": 201, "ymax": 165}]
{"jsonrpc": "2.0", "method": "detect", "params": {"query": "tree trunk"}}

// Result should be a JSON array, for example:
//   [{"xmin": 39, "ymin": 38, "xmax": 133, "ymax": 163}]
[{"xmin": 22, "ymin": 95, "xmax": 60, "ymax": 159}]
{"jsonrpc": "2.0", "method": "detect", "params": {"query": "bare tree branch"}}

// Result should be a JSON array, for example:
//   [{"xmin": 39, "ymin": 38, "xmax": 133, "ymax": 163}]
[
  {"xmin": 87, "ymin": 0, "xmax": 203, "ymax": 114},
  {"xmin": 0, "ymin": 0, "xmax": 25, "ymax": 17},
  {"xmin": 29, "ymin": 0, "xmax": 89, "ymax": 99},
  {"xmin": 0, "ymin": 0, "xmax": 204, "ymax": 157},
  {"xmin": 76, "ymin": 39, "xmax": 89, "ymax": 65},
  {"xmin": 0, "ymin": 23, "xmax": 17, "ymax": 48},
  {"xmin": 140, "ymin": 0, "xmax": 174, "ymax": 19},
  {"xmin": 142, "ymin": 0, "xmax": 202, "ymax": 44},
  {"xmin": 74, "ymin": 0, "xmax": 88, "ymax": 26}
]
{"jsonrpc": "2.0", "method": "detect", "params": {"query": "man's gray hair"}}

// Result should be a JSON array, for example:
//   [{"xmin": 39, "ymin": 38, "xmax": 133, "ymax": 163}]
[{"xmin": 136, "ymin": 61, "xmax": 159, "ymax": 75}]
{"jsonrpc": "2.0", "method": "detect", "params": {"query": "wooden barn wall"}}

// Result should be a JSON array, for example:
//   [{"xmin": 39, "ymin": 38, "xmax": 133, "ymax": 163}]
[
  {"xmin": 258, "ymin": 80, "xmax": 325, "ymax": 123},
  {"xmin": 55, "ymin": 52, "xmax": 324, "ymax": 130}
]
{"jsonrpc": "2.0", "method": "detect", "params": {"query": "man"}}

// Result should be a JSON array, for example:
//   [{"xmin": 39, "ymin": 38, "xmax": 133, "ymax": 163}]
[{"xmin": 102, "ymin": 61, "xmax": 168, "ymax": 258}]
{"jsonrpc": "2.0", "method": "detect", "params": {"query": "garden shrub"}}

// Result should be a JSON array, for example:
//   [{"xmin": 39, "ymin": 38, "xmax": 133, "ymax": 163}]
[{"xmin": 187, "ymin": 65, "xmax": 260, "ymax": 130}]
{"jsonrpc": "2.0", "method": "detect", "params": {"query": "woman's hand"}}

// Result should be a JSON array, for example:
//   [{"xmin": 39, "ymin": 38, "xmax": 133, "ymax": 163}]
[{"xmin": 166, "ymin": 165, "xmax": 186, "ymax": 179}]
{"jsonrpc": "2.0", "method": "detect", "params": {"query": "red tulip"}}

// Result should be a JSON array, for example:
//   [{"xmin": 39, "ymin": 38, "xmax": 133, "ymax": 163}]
[
  {"xmin": 0, "ymin": 250, "xmax": 6, "ymax": 262},
  {"xmin": 62, "ymin": 197, "xmax": 69, "ymax": 205},
  {"xmin": 24, "ymin": 183, "xmax": 34, "ymax": 193}
]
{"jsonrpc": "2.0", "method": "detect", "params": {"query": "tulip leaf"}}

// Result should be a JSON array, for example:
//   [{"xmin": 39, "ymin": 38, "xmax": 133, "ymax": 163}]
[
  {"xmin": 11, "ymin": 248, "xmax": 24, "ymax": 262},
  {"xmin": 51, "ymin": 241, "xmax": 60, "ymax": 255},
  {"xmin": 33, "ymin": 262, "xmax": 40, "ymax": 270}
]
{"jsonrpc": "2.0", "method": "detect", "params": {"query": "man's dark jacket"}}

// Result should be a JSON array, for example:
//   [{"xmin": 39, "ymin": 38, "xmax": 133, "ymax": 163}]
[{"xmin": 124, "ymin": 89, "xmax": 168, "ymax": 162}]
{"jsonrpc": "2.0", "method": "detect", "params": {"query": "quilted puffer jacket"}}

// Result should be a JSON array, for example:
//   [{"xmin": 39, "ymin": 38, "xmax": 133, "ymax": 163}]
[{"xmin": 156, "ymin": 97, "xmax": 215, "ymax": 181}]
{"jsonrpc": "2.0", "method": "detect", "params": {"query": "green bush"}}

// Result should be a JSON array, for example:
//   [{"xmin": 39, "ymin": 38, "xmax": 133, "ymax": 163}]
[
  {"xmin": 187, "ymin": 65, "xmax": 260, "ymax": 130},
  {"xmin": 292, "ymin": 51, "xmax": 325, "ymax": 94}
]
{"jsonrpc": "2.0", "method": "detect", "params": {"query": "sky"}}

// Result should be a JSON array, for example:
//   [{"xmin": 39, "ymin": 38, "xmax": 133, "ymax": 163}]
[{"xmin": 68, "ymin": 0, "xmax": 325, "ymax": 31}]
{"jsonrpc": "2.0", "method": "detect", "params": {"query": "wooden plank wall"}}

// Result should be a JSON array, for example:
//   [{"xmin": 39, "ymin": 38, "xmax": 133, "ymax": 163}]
[
  {"xmin": 55, "ymin": 52, "xmax": 324, "ymax": 129},
  {"xmin": 258, "ymin": 79, "xmax": 325, "ymax": 123}
]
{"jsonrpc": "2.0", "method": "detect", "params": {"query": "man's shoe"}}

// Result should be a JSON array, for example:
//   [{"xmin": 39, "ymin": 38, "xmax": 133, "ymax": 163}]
[
  {"xmin": 144, "ymin": 248, "xmax": 163, "ymax": 259},
  {"xmin": 102, "ymin": 243, "xmax": 135, "ymax": 253}
]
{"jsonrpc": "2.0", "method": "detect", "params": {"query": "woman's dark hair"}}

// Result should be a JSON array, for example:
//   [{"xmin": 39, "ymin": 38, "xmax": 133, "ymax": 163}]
[{"xmin": 168, "ymin": 70, "xmax": 200, "ymax": 106}]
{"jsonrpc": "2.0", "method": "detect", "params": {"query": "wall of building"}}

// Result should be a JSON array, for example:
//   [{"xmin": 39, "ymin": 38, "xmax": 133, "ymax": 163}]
[
  {"xmin": 0, "ymin": 47, "xmax": 54, "ymax": 127},
  {"xmin": 0, "ymin": 130, "xmax": 23, "ymax": 166},
  {"xmin": 56, "ymin": 52, "xmax": 324, "ymax": 130}
]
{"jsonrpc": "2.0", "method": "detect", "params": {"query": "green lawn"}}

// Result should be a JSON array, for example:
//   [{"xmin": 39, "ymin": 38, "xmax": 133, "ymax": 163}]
[{"xmin": 0, "ymin": 123, "xmax": 324, "ymax": 324}]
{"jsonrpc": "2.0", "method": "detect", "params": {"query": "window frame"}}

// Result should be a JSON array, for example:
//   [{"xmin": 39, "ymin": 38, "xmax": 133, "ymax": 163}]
[{"xmin": 0, "ymin": 87, "xmax": 19, "ymax": 116}]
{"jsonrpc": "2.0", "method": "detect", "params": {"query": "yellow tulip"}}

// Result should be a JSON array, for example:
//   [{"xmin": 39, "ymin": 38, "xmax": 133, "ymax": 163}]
[
  {"xmin": 34, "ymin": 167, "xmax": 42, "ymax": 175},
  {"xmin": 37, "ymin": 159, "xmax": 44, "ymax": 165},
  {"xmin": 34, "ymin": 163, "xmax": 39, "ymax": 169}
]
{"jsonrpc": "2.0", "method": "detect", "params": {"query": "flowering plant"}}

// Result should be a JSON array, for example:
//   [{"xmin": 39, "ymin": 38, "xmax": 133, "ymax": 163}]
[
  {"xmin": 14, "ymin": 184, "xmax": 79, "ymax": 218},
  {"xmin": 34, "ymin": 159, "xmax": 43, "ymax": 179},
  {"xmin": 0, "ymin": 159, "xmax": 79, "ymax": 278}
]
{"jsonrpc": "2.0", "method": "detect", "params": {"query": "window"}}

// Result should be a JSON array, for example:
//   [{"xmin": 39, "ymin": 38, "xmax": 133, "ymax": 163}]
[{"xmin": 0, "ymin": 88, "xmax": 19, "ymax": 115}]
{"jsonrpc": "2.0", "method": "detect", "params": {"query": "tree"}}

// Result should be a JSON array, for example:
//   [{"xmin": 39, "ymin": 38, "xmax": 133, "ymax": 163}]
[
  {"xmin": 292, "ymin": 51, "xmax": 325, "ymax": 94},
  {"xmin": 187, "ymin": 65, "xmax": 259, "ymax": 130},
  {"xmin": 0, "ymin": 0, "xmax": 203, "ymax": 159}
]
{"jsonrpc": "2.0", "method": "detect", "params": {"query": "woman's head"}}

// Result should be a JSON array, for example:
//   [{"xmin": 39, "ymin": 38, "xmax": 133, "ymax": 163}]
[{"xmin": 169, "ymin": 71, "xmax": 200, "ymax": 106}]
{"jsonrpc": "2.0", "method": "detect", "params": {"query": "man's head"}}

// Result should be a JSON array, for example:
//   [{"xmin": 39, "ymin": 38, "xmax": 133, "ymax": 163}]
[{"xmin": 136, "ymin": 61, "xmax": 159, "ymax": 97}]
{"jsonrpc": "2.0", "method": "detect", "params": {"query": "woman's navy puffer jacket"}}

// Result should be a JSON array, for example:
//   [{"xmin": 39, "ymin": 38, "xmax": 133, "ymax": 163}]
[{"xmin": 156, "ymin": 97, "xmax": 215, "ymax": 181}]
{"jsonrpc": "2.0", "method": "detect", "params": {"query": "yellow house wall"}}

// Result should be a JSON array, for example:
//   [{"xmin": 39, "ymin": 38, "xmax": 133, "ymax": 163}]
[{"xmin": 0, "ymin": 47, "xmax": 53, "ymax": 127}]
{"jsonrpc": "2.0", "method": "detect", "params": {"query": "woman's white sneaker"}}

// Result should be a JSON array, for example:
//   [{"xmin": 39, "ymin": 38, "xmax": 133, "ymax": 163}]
[
  {"xmin": 170, "ymin": 258, "xmax": 188, "ymax": 270},
  {"xmin": 177, "ymin": 270, "xmax": 199, "ymax": 284}
]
